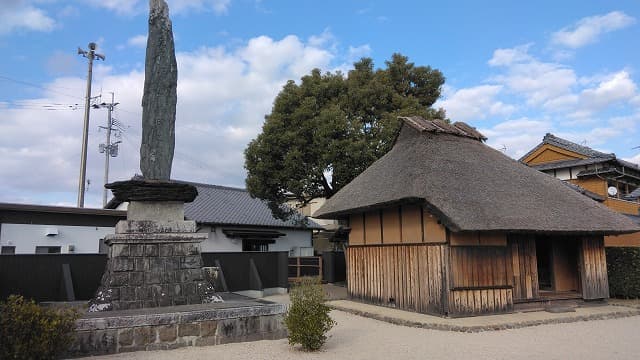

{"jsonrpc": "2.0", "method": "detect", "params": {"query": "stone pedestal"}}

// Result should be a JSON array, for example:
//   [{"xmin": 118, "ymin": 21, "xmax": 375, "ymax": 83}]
[{"xmin": 90, "ymin": 180, "xmax": 221, "ymax": 311}]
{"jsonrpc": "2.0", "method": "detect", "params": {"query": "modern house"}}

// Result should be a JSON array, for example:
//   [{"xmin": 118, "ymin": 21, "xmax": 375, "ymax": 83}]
[
  {"xmin": 314, "ymin": 116, "xmax": 639, "ymax": 317},
  {"xmin": 108, "ymin": 182, "xmax": 321, "ymax": 256},
  {"xmin": 0, "ymin": 203, "xmax": 125, "ymax": 254},
  {"xmin": 520, "ymin": 134, "xmax": 640, "ymax": 247}
]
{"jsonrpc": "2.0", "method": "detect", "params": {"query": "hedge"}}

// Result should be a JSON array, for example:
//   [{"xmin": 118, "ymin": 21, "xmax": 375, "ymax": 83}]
[{"xmin": 606, "ymin": 247, "xmax": 640, "ymax": 298}]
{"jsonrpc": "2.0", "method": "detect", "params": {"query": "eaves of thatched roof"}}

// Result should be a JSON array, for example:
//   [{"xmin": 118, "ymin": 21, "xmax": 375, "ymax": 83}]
[{"xmin": 313, "ymin": 117, "xmax": 640, "ymax": 235}]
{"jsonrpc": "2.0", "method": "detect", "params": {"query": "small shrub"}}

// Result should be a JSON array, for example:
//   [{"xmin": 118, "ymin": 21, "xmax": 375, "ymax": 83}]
[
  {"xmin": 0, "ymin": 295, "xmax": 78, "ymax": 360},
  {"xmin": 284, "ymin": 277, "xmax": 336, "ymax": 351}
]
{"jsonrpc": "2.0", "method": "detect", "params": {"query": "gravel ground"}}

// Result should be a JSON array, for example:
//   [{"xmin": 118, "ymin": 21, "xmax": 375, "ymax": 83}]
[{"xmin": 85, "ymin": 309, "xmax": 640, "ymax": 360}]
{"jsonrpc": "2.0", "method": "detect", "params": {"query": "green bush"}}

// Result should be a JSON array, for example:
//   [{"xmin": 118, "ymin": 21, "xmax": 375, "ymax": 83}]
[
  {"xmin": 0, "ymin": 295, "xmax": 78, "ymax": 360},
  {"xmin": 606, "ymin": 247, "xmax": 640, "ymax": 298},
  {"xmin": 284, "ymin": 277, "xmax": 336, "ymax": 351}
]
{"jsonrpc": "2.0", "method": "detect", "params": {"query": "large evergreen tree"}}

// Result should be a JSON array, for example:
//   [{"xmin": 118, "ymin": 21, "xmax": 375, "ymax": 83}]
[{"xmin": 244, "ymin": 53, "xmax": 446, "ymax": 220}]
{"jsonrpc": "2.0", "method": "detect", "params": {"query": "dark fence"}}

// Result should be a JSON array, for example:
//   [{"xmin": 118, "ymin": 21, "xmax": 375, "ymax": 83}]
[
  {"xmin": 0, "ymin": 254, "xmax": 107, "ymax": 302},
  {"xmin": 322, "ymin": 251, "xmax": 346, "ymax": 283},
  {"xmin": 0, "ymin": 252, "xmax": 289, "ymax": 302},
  {"xmin": 201, "ymin": 252, "xmax": 288, "ymax": 292}
]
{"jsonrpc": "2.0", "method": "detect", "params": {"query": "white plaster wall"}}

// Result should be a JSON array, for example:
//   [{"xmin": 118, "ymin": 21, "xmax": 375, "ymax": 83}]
[
  {"xmin": 198, "ymin": 225, "xmax": 312, "ymax": 255},
  {"xmin": 0, "ymin": 223, "xmax": 114, "ymax": 254},
  {"xmin": 555, "ymin": 168, "xmax": 571, "ymax": 180}
]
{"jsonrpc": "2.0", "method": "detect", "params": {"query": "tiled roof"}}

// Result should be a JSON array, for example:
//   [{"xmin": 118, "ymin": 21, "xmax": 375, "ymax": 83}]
[
  {"xmin": 183, "ymin": 182, "xmax": 321, "ymax": 229},
  {"xmin": 529, "ymin": 157, "xmax": 611, "ymax": 171}
]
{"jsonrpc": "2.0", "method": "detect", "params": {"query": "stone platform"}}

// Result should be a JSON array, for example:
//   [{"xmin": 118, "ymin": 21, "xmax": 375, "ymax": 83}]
[{"xmin": 70, "ymin": 294, "xmax": 287, "ymax": 356}]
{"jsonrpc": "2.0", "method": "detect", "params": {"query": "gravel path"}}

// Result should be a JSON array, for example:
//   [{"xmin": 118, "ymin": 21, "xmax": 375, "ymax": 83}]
[{"xmin": 86, "ymin": 310, "xmax": 640, "ymax": 360}]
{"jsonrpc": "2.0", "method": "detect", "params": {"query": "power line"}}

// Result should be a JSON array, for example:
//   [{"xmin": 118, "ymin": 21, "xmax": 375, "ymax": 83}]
[{"xmin": 0, "ymin": 74, "xmax": 84, "ymax": 101}]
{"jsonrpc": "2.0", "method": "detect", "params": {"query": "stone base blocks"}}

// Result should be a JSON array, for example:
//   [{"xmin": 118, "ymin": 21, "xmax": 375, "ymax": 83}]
[
  {"xmin": 90, "ymin": 198, "xmax": 219, "ymax": 311},
  {"xmin": 69, "ymin": 302, "xmax": 288, "ymax": 356}
]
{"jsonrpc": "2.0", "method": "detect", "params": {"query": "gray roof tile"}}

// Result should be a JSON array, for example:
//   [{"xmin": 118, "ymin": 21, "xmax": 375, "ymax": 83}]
[{"xmin": 183, "ymin": 182, "xmax": 321, "ymax": 229}]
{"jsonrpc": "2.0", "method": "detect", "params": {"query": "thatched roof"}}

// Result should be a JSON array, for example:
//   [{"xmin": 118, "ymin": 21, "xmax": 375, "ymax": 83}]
[{"xmin": 314, "ymin": 116, "xmax": 640, "ymax": 235}]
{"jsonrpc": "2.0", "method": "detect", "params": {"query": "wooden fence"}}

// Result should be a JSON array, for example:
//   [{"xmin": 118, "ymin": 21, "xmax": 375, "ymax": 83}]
[{"xmin": 288, "ymin": 256, "xmax": 323, "ymax": 282}]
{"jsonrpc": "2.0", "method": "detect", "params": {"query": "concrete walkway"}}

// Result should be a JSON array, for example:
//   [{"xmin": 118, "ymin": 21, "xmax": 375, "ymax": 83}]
[{"xmin": 327, "ymin": 299, "xmax": 640, "ymax": 332}]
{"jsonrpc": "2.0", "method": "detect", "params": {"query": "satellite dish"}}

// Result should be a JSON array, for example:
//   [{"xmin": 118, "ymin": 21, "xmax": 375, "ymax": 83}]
[{"xmin": 607, "ymin": 186, "xmax": 618, "ymax": 196}]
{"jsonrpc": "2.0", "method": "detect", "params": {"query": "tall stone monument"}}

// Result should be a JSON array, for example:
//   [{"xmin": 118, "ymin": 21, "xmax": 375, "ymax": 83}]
[{"xmin": 90, "ymin": 0, "xmax": 220, "ymax": 311}]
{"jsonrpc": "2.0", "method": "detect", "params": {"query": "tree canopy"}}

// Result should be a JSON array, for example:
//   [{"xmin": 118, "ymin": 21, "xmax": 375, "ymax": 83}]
[{"xmin": 244, "ymin": 53, "xmax": 446, "ymax": 220}]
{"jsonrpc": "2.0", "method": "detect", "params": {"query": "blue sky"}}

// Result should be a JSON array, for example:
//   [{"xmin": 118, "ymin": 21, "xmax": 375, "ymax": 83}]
[{"xmin": 1, "ymin": 0, "xmax": 639, "ymax": 208}]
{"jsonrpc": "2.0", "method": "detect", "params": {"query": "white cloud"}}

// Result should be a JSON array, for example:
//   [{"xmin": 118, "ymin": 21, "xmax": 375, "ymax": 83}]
[
  {"xmin": 127, "ymin": 34, "xmax": 147, "ymax": 48},
  {"xmin": 480, "ymin": 118, "xmax": 553, "ymax": 159},
  {"xmin": 347, "ymin": 44, "xmax": 372, "ymax": 62},
  {"xmin": 86, "ymin": 0, "xmax": 231, "ymax": 16},
  {"xmin": 435, "ymin": 85, "xmax": 515, "ymax": 122},
  {"xmin": 0, "ymin": 33, "xmax": 342, "ymax": 207},
  {"xmin": 0, "ymin": 1, "xmax": 56, "ymax": 35},
  {"xmin": 488, "ymin": 44, "xmax": 533, "ymax": 67},
  {"xmin": 579, "ymin": 70, "xmax": 637, "ymax": 111},
  {"xmin": 551, "ymin": 11, "xmax": 635, "ymax": 49}
]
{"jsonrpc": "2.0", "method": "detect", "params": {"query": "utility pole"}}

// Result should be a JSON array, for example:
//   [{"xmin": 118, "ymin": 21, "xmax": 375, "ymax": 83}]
[
  {"xmin": 77, "ymin": 42, "xmax": 105, "ymax": 208},
  {"xmin": 96, "ymin": 93, "xmax": 120, "ymax": 207}
]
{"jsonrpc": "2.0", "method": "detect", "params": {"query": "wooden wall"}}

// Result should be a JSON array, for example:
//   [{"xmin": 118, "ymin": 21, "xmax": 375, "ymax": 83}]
[
  {"xmin": 522, "ymin": 144, "xmax": 583, "ymax": 165},
  {"xmin": 447, "ymin": 246, "xmax": 514, "ymax": 316},
  {"xmin": 347, "ymin": 244, "xmax": 446, "ymax": 315},
  {"xmin": 348, "ymin": 205, "xmax": 447, "ymax": 245},
  {"xmin": 580, "ymin": 237, "xmax": 609, "ymax": 299},
  {"xmin": 508, "ymin": 235, "xmax": 539, "ymax": 302}
]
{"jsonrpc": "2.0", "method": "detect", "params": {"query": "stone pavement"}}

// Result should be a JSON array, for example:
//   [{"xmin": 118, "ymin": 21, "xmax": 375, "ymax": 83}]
[{"xmin": 326, "ymin": 298, "xmax": 640, "ymax": 332}]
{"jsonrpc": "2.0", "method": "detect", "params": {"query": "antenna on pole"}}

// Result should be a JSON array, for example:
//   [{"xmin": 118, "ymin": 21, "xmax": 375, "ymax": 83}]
[
  {"xmin": 96, "ymin": 92, "xmax": 122, "ymax": 207},
  {"xmin": 76, "ymin": 42, "xmax": 105, "ymax": 208}
]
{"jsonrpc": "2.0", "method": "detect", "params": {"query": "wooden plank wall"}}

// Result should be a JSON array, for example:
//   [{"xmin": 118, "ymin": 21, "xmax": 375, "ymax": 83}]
[
  {"xmin": 447, "ymin": 246, "xmax": 514, "ymax": 316},
  {"xmin": 508, "ymin": 235, "xmax": 539, "ymax": 302},
  {"xmin": 347, "ymin": 244, "xmax": 446, "ymax": 315},
  {"xmin": 580, "ymin": 237, "xmax": 609, "ymax": 299}
]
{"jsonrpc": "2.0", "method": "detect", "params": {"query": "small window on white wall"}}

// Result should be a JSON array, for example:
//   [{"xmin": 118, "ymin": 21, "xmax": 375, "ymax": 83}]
[
  {"xmin": 1, "ymin": 246, "xmax": 16, "ymax": 254},
  {"xmin": 35, "ymin": 246, "xmax": 61, "ymax": 254}
]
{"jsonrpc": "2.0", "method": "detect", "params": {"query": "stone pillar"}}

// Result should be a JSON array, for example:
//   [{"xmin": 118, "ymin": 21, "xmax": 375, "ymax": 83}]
[{"xmin": 90, "ymin": 180, "xmax": 221, "ymax": 311}]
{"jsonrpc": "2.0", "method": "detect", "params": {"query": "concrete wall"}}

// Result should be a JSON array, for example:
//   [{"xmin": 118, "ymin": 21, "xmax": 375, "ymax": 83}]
[
  {"xmin": 197, "ymin": 225, "xmax": 313, "ymax": 256},
  {"xmin": 0, "ymin": 223, "xmax": 114, "ymax": 254}
]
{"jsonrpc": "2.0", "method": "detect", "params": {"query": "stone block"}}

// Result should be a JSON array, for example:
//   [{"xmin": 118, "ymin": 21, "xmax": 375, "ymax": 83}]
[
  {"xmin": 120, "ymin": 287, "xmax": 136, "ymax": 301},
  {"xmin": 135, "ymin": 286, "xmax": 152, "ymax": 301},
  {"xmin": 128, "ymin": 201, "xmax": 185, "ymax": 222},
  {"xmin": 130, "ymin": 244, "xmax": 144, "ymax": 257},
  {"xmin": 194, "ymin": 336, "xmax": 217, "ymax": 347},
  {"xmin": 200, "ymin": 320, "xmax": 218, "ymax": 337},
  {"xmin": 145, "ymin": 271, "xmax": 162, "ymax": 284},
  {"xmin": 184, "ymin": 243, "xmax": 200, "ymax": 255},
  {"xmin": 163, "ymin": 271, "xmax": 176, "ymax": 283},
  {"xmin": 173, "ymin": 244, "xmax": 186, "ymax": 256},
  {"xmin": 144, "ymin": 300, "xmax": 157, "ymax": 308},
  {"xmin": 187, "ymin": 294, "xmax": 201, "ymax": 304},
  {"xmin": 189, "ymin": 268, "xmax": 204, "ymax": 281},
  {"xmin": 171, "ymin": 283, "xmax": 182, "ymax": 296},
  {"xmin": 260, "ymin": 315, "xmax": 284, "ymax": 333},
  {"xmin": 109, "ymin": 273, "xmax": 129, "ymax": 287},
  {"xmin": 178, "ymin": 323, "xmax": 199, "ymax": 337},
  {"xmin": 118, "ymin": 328, "xmax": 134, "ymax": 347},
  {"xmin": 73, "ymin": 329, "xmax": 118, "ymax": 355},
  {"xmin": 145, "ymin": 244, "xmax": 159, "ymax": 257},
  {"xmin": 176, "ymin": 270, "xmax": 189, "ymax": 283},
  {"xmin": 173, "ymin": 296, "xmax": 187, "ymax": 306},
  {"xmin": 148, "ymin": 258, "xmax": 164, "ymax": 272},
  {"xmin": 157, "ymin": 325, "xmax": 177, "ymax": 342},
  {"xmin": 133, "ymin": 326, "xmax": 155, "ymax": 346},
  {"xmin": 112, "ymin": 258, "xmax": 134, "ymax": 272},
  {"xmin": 129, "ymin": 272, "xmax": 144, "ymax": 286},
  {"xmin": 182, "ymin": 282, "xmax": 197, "ymax": 297},
  {"xmin": 159, "ymin": 244, "xmax": 173, "ymax": 256},
  {"xmin": 111, "ymin": 244, "xmax": 129, "ymax": 257},
  {"xmin": 134, "ymin": 258, "xmax": 145, "ymax": 271},
  {"xmin": 165, "ymin": 257, "xmax": 180, "ymax": 270},
  {"xmin": 181, "ymin": 255, "xmax": 202, "ymax": 269}
]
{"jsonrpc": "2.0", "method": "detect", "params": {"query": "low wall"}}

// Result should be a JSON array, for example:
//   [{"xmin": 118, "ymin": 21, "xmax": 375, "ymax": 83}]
[
  {"xmin": 606, "ymin": 247, "xmax": 640, "ymax": 298},
  {"xmin": 322, "ymin": 251, "xmax": 346, "ymax": 283},
  {"xmin": 68, "ymin": 302, "xmax": 287, "ymax": 357}
]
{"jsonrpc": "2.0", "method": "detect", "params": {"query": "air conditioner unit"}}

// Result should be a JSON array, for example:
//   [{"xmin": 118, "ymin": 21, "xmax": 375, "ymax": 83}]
[{"xmin": 44, "ymin": 227, "xmax": 59, "ymax": 237}]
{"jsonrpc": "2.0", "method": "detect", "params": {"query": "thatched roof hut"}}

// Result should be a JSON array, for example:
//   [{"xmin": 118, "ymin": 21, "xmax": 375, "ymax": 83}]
[
  {"xmin": 314, "ymin": 116, "xmax": 639, "ymax": 235},
  {"xmin": 313, "ymin": 116, "xmax": 640, "ymax": 317}
]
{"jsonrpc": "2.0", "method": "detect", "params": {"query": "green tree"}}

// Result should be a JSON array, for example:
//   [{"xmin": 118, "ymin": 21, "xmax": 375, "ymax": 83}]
[{"xmin": 245, "ymin": 53, "xmax": 446, "ymax": 219}]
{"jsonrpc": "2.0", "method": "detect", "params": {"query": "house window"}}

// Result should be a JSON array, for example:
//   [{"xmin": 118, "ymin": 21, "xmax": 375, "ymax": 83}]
[
  {"xmin": 242, "ymin": 239, "xmax": 269, "ymax": 252},
  {"xmin": 35, "ymin": 246, "xmax": 61, "ymax": 254},
  {"xmin": 1, "ymin": 246, "xmax": 16, "ymax": 254}
]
